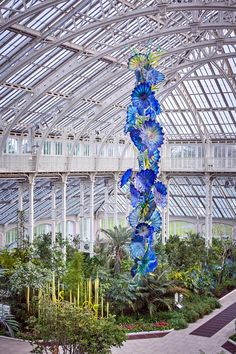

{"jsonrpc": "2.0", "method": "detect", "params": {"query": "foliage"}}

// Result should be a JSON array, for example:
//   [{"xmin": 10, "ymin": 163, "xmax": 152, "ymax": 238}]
[
  {"xmin": 100, "ymin": 226, "xmax": 132, "ymax": 273},
  {"xmin": 63, "ymin": 252, "xmax": 86, "ymax": 292},
  {"xmin": 169, "ymin": 315, "xmax": 188, "ymax": 330},
  {"xmin": 0, "ymin": 306, "xmax": 19, "ymax": 337},
  {"xmin": 165, "ymin": 234, "xmax": 207, "ymax": 270},
  {"xmin": 214, "ymin": 278, "xmax": 236, "ymax": 298},
  {"xmin": 31, "ymin": 300, "xmax": 126, "ymax": 354},
  {"xmin": 106, "ymin": 273, "xmax": 137, "ymax": 315},
  {"xmin": 9, "ymin": 261, "xmax": 51, "ymax": 293},
  {"xmin": 134, "ymin": 266, "xmax": 187, "ymax": 317},
  {"xmin": 170, "ymin": 264, "xmax": 214, "ymax": 294}
]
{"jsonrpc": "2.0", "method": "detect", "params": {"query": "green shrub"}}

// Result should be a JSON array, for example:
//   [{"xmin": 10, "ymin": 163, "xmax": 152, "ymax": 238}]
[
  {"xmin": 214, "ymin": 279, "xmax": 236, "ymax": 298},
  {"xmin": 31, "ymin": 300, "xmax": 126, "ymax": 354},
  {"xmin": 169, "ymin": 316, "xmax": 187, "ymax": 330},
  {"xmin": 182, "ymin": 309, "xmax": 199, "ymax": 323}
]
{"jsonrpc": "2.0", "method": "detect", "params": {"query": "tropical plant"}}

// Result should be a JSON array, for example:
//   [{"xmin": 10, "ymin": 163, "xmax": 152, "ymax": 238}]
[
  {"xmin": 100, "ymin": 226, "xmax": 132, "ymax": 274},
  {"xmin": 106, "ymin": 273, "xmax": 137, "ymax": 315},
  {"xmin": 134, "ymin": 267, "xmax": 188, "ymax": 317},
  {"xmin": 0, "ymin": 305, "xmax": 19, "ymax": 337}
]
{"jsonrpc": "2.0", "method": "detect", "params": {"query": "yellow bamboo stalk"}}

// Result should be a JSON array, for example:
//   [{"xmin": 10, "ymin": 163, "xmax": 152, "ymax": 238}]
[
  {"xmin": 88, "ymin": 277, "xmax": 92, "ymax": 304},
  {"xmin": 106, "ymin": 301, "xmax": 109, "ymax": 318},
  {"xmin": 101, "ymin": 295, "xmax": 104, "ymax": 318},
  {"xmin": 84, "ymin": 281, "xmax": 87, "ymax": 304},
  {"xmin": 38, "ymin": 289, "xmax": 42, "ymax": 317},
  {"xmin": 77, "ymin": 283, "xmax": 80, "ymax": 307},
  {"xmin": 52, "ymin": 272, "xmax": 56, "ymax": 303},
  {"xmin": 95, "ymin": 276, "xmax": 99, "ymax": 306},
  {"xmin": 26, "ymin": 287, "xmax": 30, "ymax": 312},
  {"xmin": 69, "ymin": 290, "xmax": 72, "ymax": 303},
  {"xmin": 57, "ymin": 278, "xmax": 60, "ymax": 301}
]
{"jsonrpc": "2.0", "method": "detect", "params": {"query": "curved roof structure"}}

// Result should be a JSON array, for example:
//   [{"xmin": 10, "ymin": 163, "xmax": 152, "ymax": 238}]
[{"xmin": 0, "ymin": 0, "xmax": 235, "ymax": 229}]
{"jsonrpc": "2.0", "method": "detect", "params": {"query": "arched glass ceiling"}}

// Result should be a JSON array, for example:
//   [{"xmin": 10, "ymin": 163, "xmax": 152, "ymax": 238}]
[
  {"xmin": 0, "ymin": 0, "xmax": 236, "ymax": 226},
  {"xmin": 0, "ymin": 0, "xmax": 235, "ymax": 146}
]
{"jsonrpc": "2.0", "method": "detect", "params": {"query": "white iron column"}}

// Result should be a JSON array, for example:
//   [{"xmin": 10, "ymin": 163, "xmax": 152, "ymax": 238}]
[
  {"xmin": 80, "ymin": 181, "xmax": 85, "ymax": 242},
  {"xmin": 61, "ymin": 174, "xmax": 68, "ymax": 244},
  {"xmin": 18, "ymin": 183, "xmax": 23, "ymax": 211},
  {"xmin": 113, "ymin": 173, "xmax": 119, "ymax": 227},
  {"xmin": 104, "ymin": 179, "xmax": 109, "ymax": 230},
  {"xmin": 17, "ymin": 183, "xmax": 24, "ymax": 247},
  {"xmin": 89, "ymin": 173, "xmax": 95, "ymax": 257},
  {"xmin": 205, "ymin": 173, "xmax": 213, "ymax": 248},
  {"xmin": 51, "ymin": 183, "xmax": 56, "ymax": 244},
  {"xmin": 161, "ymin": 175, "xmax": 170, "ymax": 244},
  {"xmin": 28, "ymin": 174, "xmax": 35, "ymax": 243},
  {"xmin": 166, "ymin": 178, "xmax": 170, "ymax": 242}
]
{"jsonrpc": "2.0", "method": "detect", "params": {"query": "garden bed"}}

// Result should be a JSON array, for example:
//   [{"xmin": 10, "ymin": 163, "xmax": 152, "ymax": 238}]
[{"xmin": 127, "ymin": 328, "xmax": 173, "ymax": 340}]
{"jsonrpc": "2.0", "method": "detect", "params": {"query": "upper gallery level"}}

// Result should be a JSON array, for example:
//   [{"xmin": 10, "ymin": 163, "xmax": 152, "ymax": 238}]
[{"xmin": 0, "ymin": 133, "xmax": 235, "ymax": 174}]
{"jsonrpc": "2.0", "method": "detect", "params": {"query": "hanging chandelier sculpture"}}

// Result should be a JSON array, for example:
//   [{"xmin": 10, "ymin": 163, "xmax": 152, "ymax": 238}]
[{"xmin": 120, "ymin": 50, "xmax": 167, "ymax": 277}]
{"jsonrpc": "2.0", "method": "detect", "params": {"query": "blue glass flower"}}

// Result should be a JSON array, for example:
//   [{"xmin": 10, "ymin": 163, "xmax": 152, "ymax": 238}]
[
  {"xmin": 120, "ymin": 168, "xmax": 132, "ymax": 188},
  {"xmin": 128, "ymin": 206, "xmax": 141, "ymax": 228},
  {"xmin": 130, "ymin": 128, "xmax": 145, "ymax": 152},
  {"xmin": 135, "ymin": 223, "xmax": 154, "ymax": 238},
  {"xmin": 145, "ymin": 68, "xmax": 165, "ymax": 85},
  {"xmin": 130, "ymin": 184, "xmax": 145, "ymax": 208},
  {"xmin": 127, "ymin": 105, "xmax": 137, "ymax": 125},
  {"xmin": 137, "ymin": 246, "xmax": 158, "ymax": 275},
  {"xmin": 135, "ymin": 69, "xmax": 143, "ymax": 84},
  {"xmin": 134, "ymin": 169, "xmax": 156, "ymax": 193},
  {"xmin": 144, "ymin": 199, "xmax": 156, "ymax": 221},
  {"xmin": 130, "ymin": 241, "xmax": 145, "ymax": 259},
  {"xmin": 124, "ymin": 105, "xmax": 137, "ymax": 134},
  {"xmin": 131, "ymin": 234, "xmax": 145, "ymax": 243},
  {"xmin": 131, "ymin": 82, "xmax": 152, "ymax": 113},
  {"xmin": 150, "ymin": 96, "xmax": 161, "ymax": 114},
  {"xmin": 149, "ymin": 210, "xmax": 162, "ymax": 232},
  {"xmin": 140, "ymin": 120, "xmax": 164, "ymax": 154},
  {"xmin": 145, "ymin": 107, "xmax": 157, "ymax": 119},
  {"xmin": 153, "ymin": 181, "xmax": 167, "ymax": 208}
]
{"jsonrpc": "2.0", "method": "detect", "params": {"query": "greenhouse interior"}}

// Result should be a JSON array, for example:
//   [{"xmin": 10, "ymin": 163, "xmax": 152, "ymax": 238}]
[{"xmin": 0, "ymin": 1, "xmax": 236, "ymax": 353}]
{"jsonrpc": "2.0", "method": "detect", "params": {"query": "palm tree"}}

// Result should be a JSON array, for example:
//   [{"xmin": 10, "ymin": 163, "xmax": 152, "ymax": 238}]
[{"xmin": 100, "ymin": 226, "xmax": 132, "ymax": 274}]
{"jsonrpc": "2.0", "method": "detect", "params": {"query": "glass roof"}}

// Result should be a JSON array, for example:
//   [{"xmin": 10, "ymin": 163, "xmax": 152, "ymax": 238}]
[{"xmin": 0, "ymin": 0, "xmax": 236, "ymax": 224}]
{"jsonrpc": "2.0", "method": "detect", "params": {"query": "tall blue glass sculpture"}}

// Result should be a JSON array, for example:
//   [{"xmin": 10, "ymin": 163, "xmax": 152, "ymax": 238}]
[{"xmin": 120, "ymin": 50, "xmax": 166, "ymax": 277}]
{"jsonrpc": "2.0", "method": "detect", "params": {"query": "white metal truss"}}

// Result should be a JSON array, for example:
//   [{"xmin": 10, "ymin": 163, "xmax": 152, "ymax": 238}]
[{"xmin": 0, "ymin": 0, "xmax": 236, "ymax": 227}]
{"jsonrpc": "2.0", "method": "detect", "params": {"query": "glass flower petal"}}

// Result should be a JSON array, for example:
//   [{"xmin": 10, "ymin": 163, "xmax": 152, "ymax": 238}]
[
  {"xmin": 150, "ymin": 96, "xmax": 161, "ymax": 114},
  {"xmin": 147, "ymin": 51, "xmax": 162, "ymax": 67},
  {"xmin": 128, "ymin": 207, "xmax": 141, "ymax": 228},
  {"xmin": 131, "ymin": 83, "xmax": 152, "ymax": 111},
  {"xmin": 145, "ymin": 69, "xmax": 165, "ymax": 85},
  {"xmin": 149, "ymin": 210, "xmax": 162, "ymax": 232},
  {"xmin": 134, "ymin": 169, "xmax": 156, "ymax": 193},
  {"xmin": 120, "ymin": 168, "xmax": 132, "ymax": 188},
  {"xmin": 130, "ymin": 184, "xmax": 145, "ymax": 208},
  {"xmin": 130, "ymin": 242, "xmax": 145, "ymax": 259},
  {"xmin": 128, "ymin": 53, "xmax": 147, "ymax": 71},
  {"xmin": 130, "ymin": 128, "xmax": 145, "ymax": 152},
  {"xmin": 137, "ymin": 246, "xmax": 158, "ymax": 275},
  {"xmin": 153, "ymin": 181, "xmax": 167, "ymax": 208},
  {"xmin": 135, "ymin": 223, "xmax": 154, "ymax": 238},
  {"xmin": 140, "ymin": 120, "xmax": 164, "ymax": 152}
]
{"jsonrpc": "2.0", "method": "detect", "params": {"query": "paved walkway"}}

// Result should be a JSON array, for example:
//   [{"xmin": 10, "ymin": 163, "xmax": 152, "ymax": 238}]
[
  {"xmin": 112, "ymin": 289, "xmax": 236, "ymax": 354},
  {"xmin": 0, "ymin": 290, "xmax": 235, "ymax": 354}
]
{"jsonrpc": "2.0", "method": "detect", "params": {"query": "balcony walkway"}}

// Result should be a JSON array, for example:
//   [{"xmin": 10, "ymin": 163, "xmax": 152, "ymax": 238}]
[{"xmin": 0, "ymin": 289, "xmax": 235, "ymax": 354}]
